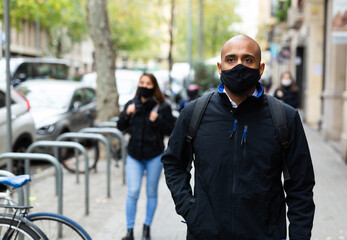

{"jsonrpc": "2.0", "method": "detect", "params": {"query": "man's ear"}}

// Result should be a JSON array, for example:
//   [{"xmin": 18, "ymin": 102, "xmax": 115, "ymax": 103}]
[
  {"xmin": 217, "ymin": 62, "xmax": 222, "ymax": 75},
  {"xmin": 259, "ymin": 63, "xmax": 265, "ymax": 76}
]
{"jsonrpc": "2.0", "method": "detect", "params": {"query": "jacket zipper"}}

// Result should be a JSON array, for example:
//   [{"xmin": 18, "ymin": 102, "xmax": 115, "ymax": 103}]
[
  {"xmin": 241, "ymin": 125, "xmax": 248, "ymax": 147},
  {"xmin": 229, "ymin": 119, "xmax": 238, "ymax": 139}
]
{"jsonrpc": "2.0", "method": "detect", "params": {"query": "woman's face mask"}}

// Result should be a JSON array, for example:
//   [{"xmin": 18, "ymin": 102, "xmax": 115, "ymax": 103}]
[
  {"xmin": 138, "ymin": 86, "xmax": 155, "ymax": 98},
  {"xmin": 281, "ymin": 78, "xmax": 292, "ymax": 87},
  {"xmin": 220, "ymin": 64, "xmax": 261, "ymax": 94}
]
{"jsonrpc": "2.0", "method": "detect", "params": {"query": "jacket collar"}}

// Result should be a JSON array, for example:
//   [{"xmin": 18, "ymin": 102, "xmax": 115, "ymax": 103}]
[{"xmin": 217, "ymin": 82, "xmax": 264, "ymax": 112}]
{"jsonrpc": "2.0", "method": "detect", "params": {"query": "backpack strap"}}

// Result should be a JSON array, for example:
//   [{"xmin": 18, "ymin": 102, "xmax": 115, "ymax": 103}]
[
  {"xmin": 266, "ymin": 95, "xmax": 291, "ymax": 181},
  {"xmin": 185, "ymin": 92, "xmax": 214, "ymax": 172}
]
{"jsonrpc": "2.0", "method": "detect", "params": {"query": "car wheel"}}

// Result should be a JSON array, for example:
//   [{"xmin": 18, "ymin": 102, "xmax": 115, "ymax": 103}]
[{"xmin": 57, "ymin": 130, "xmax": 74, "ymax": 161}]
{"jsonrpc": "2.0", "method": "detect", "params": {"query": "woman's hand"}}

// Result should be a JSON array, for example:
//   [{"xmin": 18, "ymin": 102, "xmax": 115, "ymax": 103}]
[
  {"xmin": 126, "ymin": 103, "xmax": 136, "ymax": 115},
  {"xmin": 149, "ymin": 111, "xmax": 158, "ymax": 122},
  {"xmin": 276, "ymin": 90, "xmax": 284, "ymax": 98}
]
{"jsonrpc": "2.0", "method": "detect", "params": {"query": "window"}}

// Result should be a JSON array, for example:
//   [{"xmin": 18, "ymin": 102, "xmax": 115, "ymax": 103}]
[{"xmin": 83, "ymin": 88, "xmax": 96, "ymax": 104}]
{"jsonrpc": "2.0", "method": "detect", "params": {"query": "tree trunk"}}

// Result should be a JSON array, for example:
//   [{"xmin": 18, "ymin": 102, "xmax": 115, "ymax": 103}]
[{"xmin": 87, "ymin": 0, "xmax": 119, "ymax": 124}]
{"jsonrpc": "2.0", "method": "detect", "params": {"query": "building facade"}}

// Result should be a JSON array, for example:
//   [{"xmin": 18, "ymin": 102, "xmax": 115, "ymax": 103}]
[{"xmin": 263, "ymin": 0, "xmax": 347, "ymax": 162}]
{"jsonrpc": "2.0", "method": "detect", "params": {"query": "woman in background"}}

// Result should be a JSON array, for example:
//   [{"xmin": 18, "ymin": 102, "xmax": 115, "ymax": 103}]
[
  {"xmin": 274, "ymin": 71, "xmax": 300, "ymax": 108},
  {"xmin": 117, "ymin": 73, "xmax": 175, "ymax": 240}
]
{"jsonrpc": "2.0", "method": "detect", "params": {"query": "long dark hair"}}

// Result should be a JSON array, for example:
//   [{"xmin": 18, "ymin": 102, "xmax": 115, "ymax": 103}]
[{"xmin": 135, "ymin": 72, "xmax": 166, "ymax": 103}]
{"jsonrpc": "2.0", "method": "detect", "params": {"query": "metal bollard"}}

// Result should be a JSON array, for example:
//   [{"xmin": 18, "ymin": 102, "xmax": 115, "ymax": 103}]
[
  {"xmin": 0, "ymin": 153, "xmax": 63, "ymax": 215},
  {"xmin": 80, "ymin": 127, "xmax": 126, "ymax": 185},
  {"xmin": 26, "ymin": 141, "xmax": 90, "ymax": 215},
  {"xmin": 56, "ymin": 132, "xmax": 111, "ymax": 198}
]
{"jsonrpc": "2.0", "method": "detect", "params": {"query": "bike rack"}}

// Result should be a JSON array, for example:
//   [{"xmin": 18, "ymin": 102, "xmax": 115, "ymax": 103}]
[
  {"xmin": 0, "ymin": 152, "xmax": 63, "ymax": 216},
  {"xmin": 97, "ymin": 121, "xmax": 117, "ymax": 128},
  {"xmin": 26, "ymin": 141, "xmax": 90, "ymax": 215},
  {"xmin": 56, "ymin": 132, "xmax": 112, "ymax": 199},
  {"xmin": 0, "ymin": 170, "xmax": 24, "ymax": 206},
  {"xmin": 80, "ymin": 127, "xmax": 126, "ymax": 185}
]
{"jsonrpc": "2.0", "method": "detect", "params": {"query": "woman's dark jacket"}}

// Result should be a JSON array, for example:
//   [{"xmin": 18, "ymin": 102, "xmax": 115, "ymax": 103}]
[
  {"xmin": 274, "ymin": 86, "xmax": 299, "ymax": 108},
  {"xmin": 117, "ymin": 96, "xmax": 175, "ymax": 160},
  {"xmin": 161, "ymin": 83, "xmax": 315, "ymax": 240}
]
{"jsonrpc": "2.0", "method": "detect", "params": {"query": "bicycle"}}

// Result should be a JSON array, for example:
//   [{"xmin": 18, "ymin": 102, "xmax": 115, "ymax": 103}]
[
  {"xmin": 0, "ymin": 174, "xmax": 92, "ymax": 240},
  {"xmin": 0, "ymin": 212, "xmax": 48, "ymax": 240},
  {"xmin": 59, "ymin": 138, "xmax": 100, "ymax": 174},
  {"xmin": 0, "ymin": 175, "xmax": 48, "ymax": 239}
]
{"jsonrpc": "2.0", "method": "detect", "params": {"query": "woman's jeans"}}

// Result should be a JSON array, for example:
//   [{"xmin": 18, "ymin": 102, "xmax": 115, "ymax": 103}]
[{"xmin": 125, "ymin": 154, "xmax": 163, "ymax": 229}]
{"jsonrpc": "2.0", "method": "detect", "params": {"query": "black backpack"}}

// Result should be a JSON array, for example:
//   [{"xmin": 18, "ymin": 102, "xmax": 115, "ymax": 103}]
[{"xmin": 185, "ymin": 92, "xmax": 291, "ymax": 181}]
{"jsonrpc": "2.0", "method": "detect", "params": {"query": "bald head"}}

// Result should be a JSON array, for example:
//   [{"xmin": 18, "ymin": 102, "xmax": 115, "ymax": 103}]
[
  {"xmin": 221, "ymin": 35, "xmax": 262, "ymax": 63},
  {"xmin": 217, "ymin": 34, "xmax": 265, "ymax": 78}
]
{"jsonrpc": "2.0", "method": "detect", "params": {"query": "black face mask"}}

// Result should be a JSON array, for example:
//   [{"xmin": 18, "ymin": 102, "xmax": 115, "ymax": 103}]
[
  {"xmin": 138, "ymin": 87, "xmax": 155, "ymax": 98},
  {"xmin": 220, "ymin": 64, "xmax": 261, "ymax": 94}
]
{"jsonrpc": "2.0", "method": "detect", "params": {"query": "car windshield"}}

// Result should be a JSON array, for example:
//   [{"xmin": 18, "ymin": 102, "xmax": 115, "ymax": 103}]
[{"xmin": 17, "ymin": 84, "xmax": 74, "ymax": 109}]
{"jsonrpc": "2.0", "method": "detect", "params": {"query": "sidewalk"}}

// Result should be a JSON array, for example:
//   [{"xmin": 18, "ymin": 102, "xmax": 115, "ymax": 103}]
[
  {"xmin": 26, "ymin": 123, "xmax": 347, "ymax": 239},
  {"xmin": 28, "ymin": 151, "xmax": 186, "ymax": 239}
]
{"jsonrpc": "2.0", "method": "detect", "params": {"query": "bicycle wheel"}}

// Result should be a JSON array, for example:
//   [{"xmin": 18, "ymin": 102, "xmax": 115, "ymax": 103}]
[
  {"xmin": 26, "ymin": 212, "xmax": 91, "ymax": 240},
  {"xmin": 0, "ymin": 214, "xmax": 48, "ymax": 240},
  {"xmin": 61, "ymin": 140, "xmax": 99, "ymax": 174}
]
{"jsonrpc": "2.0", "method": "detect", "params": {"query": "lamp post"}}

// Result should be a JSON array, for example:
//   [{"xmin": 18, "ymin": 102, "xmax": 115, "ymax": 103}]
[{"xmin": 4, "ymin": 0, "xmax": 13, "ymax": 171}]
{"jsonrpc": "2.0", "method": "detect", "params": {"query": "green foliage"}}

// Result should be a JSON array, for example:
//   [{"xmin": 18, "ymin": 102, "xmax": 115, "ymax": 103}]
[
  {"xmin": 0, "ymin": 0, "xmax": 241, "ymax": 65},
  {"xmin": 276, "ymin": 0, "xmax": 291, "ymax": 22},
  {"xmin": 193, "ymin": 60, "xmax": 219, "ymax": 91},
  {"xmin": 108, "ymin": 1, "xmax": 162, "ymax": 60},
  {"xmin": 173, "ymin": 0, "xmax": 241, "ymax": 61},
  {"xmin": 0, "ymin": 0, "xmax": 88, "ymax": 57}
]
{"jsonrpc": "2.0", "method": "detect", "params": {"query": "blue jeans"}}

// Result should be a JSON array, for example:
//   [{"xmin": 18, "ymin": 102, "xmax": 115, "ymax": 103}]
[{"xmin": 125, "ymin": 154, "xmax": 163, "ymax": 229}]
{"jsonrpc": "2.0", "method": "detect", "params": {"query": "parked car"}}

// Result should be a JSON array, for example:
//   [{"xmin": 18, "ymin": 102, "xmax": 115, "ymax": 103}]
[
  {"xmin": 81, "ymin": 69, "xmax": 143, "ymax": 111},
  {"xmin": 15, "ymin": 80, "xmax": 96, "ymax": 145},
  {"xmin": 0, "ymin": 83, "xmax": 36, "ymax": 168},
  {"xmin": 0, "ymin": 57, "xmax": 70, "ymax": 86}
]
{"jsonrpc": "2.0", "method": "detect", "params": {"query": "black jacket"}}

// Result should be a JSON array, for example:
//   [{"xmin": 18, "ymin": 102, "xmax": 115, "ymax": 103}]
[
  {"xmin": 161, "ymin": 84, "xmax": 315, "ymax": 240},
  {"xmin": 117, "ymin": 96, "xmax": 175, "ymax": 160},
  {"xmin": 274, "ymin": 87, "xmax": 299, "ymax": 108}
]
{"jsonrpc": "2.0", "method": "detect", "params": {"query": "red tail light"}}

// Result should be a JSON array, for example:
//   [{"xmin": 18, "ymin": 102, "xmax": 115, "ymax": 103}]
[{"xmin": 13, "ymin": 89, "xmax": 31, "ymax": 111}]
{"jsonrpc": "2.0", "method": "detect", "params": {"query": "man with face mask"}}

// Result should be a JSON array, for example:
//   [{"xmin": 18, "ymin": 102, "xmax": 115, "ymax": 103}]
[{"xmin": 161, "ymin": 35, "xmax": 315, "ymax": 240}]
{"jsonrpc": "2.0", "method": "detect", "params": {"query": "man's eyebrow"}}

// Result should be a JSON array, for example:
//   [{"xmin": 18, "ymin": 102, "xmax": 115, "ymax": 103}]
[
  {"xmin": 242, "ymin": 54, "xmax": 256, "ymax": 60},
  {"xmin": 224, "ymin": 54, "xmax": 256, "ymax": 60},
  {"xmin": 224, "ymin": 54, "xmax": 236, "ymax": 59}
]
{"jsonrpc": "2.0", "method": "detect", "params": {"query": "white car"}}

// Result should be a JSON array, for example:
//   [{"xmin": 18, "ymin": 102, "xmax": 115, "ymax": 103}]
[
  {"xmin": 0, "ymin": 83, "xmax": 36, "ymax": 167},
  {"xmin": 81, "ymin": 69, "xmax": 143, "ymax": 111}
]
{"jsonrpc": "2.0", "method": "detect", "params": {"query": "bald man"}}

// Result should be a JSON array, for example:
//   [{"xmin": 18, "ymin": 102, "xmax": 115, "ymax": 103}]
[{"xmin": 162, "ymin": 35, "xmax": 315, "ymax": 240}]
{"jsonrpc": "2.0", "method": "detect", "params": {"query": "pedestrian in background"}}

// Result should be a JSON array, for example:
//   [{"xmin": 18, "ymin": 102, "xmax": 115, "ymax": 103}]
[
  {"xmin": 117, "ymin": 73, "xmax": 175, "ymax": 240},
  {"xmin": 162, "ymin": 35, "xmax": 315, "ymax": 239},
  {"xmin": 178, "ymin": 84, "xmax": 201, "ymax": 111},
  {"xmin": 274, "ymin": 71, "xmax": 300, "ymax": 108}
]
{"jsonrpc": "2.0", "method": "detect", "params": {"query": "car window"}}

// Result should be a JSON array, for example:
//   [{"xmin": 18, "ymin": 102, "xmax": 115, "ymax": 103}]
[
  {"xmin": 83, "ymin": 88, "xmax": 96, "ymax": 104},
  {"xmin": 33, "ymin": 63, "xmax": 51, "ymax": 79},
  {"xmin": 0, "ymin": 90, "xmax": 14, "ymax": 108},
  {"xmin": 0, "ymin": 91, "xmax": 5, "ymax": 108},
  {"xmin": 13, "ymin": 63, "xmax": 31, "ymax": 80},
  {"xmin": 72, "ymin": 89, "xmax": 85, "ymax": 105}
]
